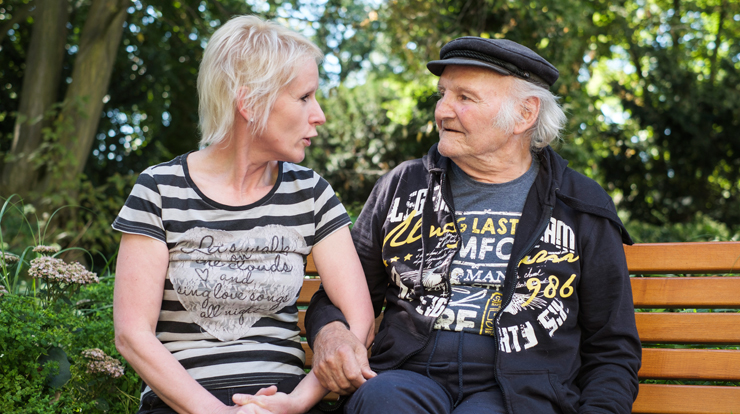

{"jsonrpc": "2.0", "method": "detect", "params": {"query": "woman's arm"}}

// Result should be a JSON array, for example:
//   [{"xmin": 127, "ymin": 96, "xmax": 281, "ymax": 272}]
[
  {"xmin": 233, "ymin": 226, "xmax": 376, "ymax": 413},
  {"xmin": 114, "ymin": 233, "xmax": 246, "ymax": 414},
  {"xmin": 311, "ymin": 226, "xmax": 375, "ymax": 348}
]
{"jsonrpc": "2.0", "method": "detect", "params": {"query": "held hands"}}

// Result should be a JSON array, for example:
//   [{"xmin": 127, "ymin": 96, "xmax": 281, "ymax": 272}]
[
  {"xmin": 230, "ymin": 321, "xmax": 376, "ymax": 413},
  {"xmin": 312, "ymin": 321, "xmax": 376, "ymax": 395},
  {"xmin": 231, "ymin": 386, "xmax": 301, "ymax": 414}
]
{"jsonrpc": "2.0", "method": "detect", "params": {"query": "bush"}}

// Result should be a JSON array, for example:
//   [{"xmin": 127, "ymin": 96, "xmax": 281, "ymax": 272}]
[
  {"xmin": 0, "ymin": 278, "xmax": 140, "ymax": 412},
  {"xmin": 0, "ymin": 196, "xmax": 140, "ymax": 412}
]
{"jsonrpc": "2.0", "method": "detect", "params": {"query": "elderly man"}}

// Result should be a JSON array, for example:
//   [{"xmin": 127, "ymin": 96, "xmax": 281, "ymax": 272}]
[{"xmin": 305, "ymin": 36, "xmax": 641, "ymax": 414}]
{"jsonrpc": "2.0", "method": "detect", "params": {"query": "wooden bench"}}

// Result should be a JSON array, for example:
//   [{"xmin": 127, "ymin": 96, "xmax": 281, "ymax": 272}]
[{"xmin": 298, "ymin": 242, "xmax": 740, "ymax": 413}]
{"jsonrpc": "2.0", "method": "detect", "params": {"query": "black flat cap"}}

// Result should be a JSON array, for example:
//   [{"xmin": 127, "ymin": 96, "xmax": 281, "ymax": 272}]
[{"xmin": 427, "ymin": 37, "xmax": 559, "ymax": 88}]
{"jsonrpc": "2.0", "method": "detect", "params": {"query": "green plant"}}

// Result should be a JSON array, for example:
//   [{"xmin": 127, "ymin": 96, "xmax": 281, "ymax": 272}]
[{"xmin": 0, "ymin": 196, "xmax": 140, "ymax": 412}]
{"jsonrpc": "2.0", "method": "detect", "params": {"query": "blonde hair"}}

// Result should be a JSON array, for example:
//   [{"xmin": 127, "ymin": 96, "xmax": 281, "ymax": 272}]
[{"xmin": 197, "ymin": 15, "xmax": 323, "ymax": 147}]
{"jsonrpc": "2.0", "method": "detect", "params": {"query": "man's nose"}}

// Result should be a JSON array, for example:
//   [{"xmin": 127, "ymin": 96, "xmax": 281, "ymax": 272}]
[{"xmin": 435, "ymin": 95, "xmax": 454, "ymax": 119}]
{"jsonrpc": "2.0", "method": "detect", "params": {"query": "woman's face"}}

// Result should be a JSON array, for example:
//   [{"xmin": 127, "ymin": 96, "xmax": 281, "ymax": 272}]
[{"xmin": 257, "ymin": 59, "xmax": 326, "ymax": 163}]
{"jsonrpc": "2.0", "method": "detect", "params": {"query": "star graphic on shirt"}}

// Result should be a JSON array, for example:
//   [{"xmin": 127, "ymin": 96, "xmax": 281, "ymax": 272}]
[
  {"xmin": 390, "ymin": 256, "xmax": 399, "ymax": 262},
  {"xmin": 404, "ymin": 254, "xmax": 413, "ymax": 261}
]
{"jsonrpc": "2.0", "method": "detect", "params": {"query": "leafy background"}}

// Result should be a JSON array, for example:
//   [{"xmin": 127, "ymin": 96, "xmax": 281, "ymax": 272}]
[{"xmin": 0, "ymin": 0, "xmax": 739, "ymax": 411}]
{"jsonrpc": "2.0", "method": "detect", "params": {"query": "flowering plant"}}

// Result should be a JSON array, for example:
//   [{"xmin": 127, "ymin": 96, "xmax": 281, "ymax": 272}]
[{"xmin": 0, "ymin": 195, "xmax": 138, "ymax": 412}]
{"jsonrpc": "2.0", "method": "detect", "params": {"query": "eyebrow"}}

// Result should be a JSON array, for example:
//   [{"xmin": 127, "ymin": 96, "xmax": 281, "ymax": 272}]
[{"xmin": 439, "ymin": 83, "xmax": 482, "ymax": 100}]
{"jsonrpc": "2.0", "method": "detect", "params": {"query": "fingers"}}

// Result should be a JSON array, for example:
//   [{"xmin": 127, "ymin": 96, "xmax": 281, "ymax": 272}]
[
  {"xmin": 234, "ymin": 404, "xmax": 272, "ymax": 414},
  {"xmin": 233, "ymin": 385, "xmax": 277, "ymax": 406},
  {"xmin": 315, "ymin": 340, "xmax": 370, "ymax": 394},
  {"xmin": 255, "ymin": 385, "xmax": 278, "ymax": 396},
  {"xmin": 360, "ymin": 363, "xmax": 377, "ymax": 380},
  {"xmin": 232, "ymin": 394, "xmax": 260, "ymax": 407},
  {"xmin": 313, "ymin": 322, "xmax": 371, "ymax": 394}
]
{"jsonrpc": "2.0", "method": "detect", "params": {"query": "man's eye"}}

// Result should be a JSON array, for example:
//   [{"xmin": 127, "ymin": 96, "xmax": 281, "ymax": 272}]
[{"xmin": 300, "ymin": 94, "xmax": 310, "ymax": 102}]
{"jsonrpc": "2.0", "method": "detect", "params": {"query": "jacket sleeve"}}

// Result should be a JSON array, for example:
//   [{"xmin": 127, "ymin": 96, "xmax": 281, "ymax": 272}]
[
  {"xmin": 576, "ymin": 201, "xmax": 641, "ymax": 414},
  {"xmin": 305, "ymin": 173, "xmax": 393, "ymax": 348}
]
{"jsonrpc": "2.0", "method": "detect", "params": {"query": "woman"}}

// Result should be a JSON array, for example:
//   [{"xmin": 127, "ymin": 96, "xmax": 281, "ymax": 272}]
[{"xmin": 113, "ymin": 16, "xmax": 374, "ymax": 414}]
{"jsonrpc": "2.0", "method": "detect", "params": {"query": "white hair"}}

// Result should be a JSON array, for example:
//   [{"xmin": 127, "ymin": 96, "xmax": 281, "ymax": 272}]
[
  {"xmin": 197, "ymin": 15, "xmax": 323, "ymax": 147},
  {"xmin": 492, "ymin": 77, "xmax": 566, "ymax": 149}
]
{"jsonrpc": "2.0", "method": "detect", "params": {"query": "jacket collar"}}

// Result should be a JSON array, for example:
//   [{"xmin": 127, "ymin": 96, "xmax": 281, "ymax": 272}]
[{"xmin": 421, "ymin": 143, "xmax": 632, "ymax": 245}]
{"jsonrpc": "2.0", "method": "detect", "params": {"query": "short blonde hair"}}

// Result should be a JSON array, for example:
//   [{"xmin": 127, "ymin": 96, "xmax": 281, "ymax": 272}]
[{"xmin": 197, "ymin": 15, "xmax": 323, "ymax": 147}]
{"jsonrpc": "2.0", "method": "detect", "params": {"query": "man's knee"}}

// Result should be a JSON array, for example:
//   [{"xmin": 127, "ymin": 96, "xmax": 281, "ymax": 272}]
[{"xmin": 345, "ymin": 370, "xmax": 451, "ymax": 414}]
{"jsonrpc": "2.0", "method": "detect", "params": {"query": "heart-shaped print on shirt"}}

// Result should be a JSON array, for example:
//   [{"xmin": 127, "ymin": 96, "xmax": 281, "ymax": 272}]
[{"xmin": 167, "ymin": 225, "xmax": 307, "ymax": 342}]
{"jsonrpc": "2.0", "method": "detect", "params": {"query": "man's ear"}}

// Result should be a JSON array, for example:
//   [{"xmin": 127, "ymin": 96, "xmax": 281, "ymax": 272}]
[{"xmin": 513, "ymin": 96, "xmax": 540, "ymax": 135}]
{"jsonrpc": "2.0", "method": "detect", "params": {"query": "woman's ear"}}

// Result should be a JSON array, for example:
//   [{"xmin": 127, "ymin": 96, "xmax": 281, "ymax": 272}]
[
  {"xmin": 513, "ymin": 96, "xmax": 540, "ymax": 135},
  {"xmin": 235, "ymin": 86, "xmax": 253, "ymax": 122}
]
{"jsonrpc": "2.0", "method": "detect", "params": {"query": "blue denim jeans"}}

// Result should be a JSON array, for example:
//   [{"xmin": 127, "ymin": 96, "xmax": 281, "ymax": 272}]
[{"xmin": 345, "ymin": 331, "xmax": 506, "ymax": 414}]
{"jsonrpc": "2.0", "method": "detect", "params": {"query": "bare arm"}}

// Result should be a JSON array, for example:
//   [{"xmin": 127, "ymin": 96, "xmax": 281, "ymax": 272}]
[
  {"xmin": 311, "ymin": 226, "xmax": 375, "ymax": 348},
  {"xmin": 114, "ymin": 233, "xmax": 245, "ymax": 414},
  {"xmin": 310, "ymin": 226, "xmax": 376, "ymax": 393},
  {"xmin": 233, "ymin": 226, "xmax": 376, "ymax": 411}
]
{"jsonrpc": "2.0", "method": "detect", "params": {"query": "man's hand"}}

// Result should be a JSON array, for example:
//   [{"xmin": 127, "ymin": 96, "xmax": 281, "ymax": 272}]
[{"xmin": 312, "ymin": 321, "xmax": 376, "ymax": 394}]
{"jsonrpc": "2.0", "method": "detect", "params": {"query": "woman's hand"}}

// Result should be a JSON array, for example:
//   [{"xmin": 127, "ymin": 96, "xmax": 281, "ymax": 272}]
[{"xmin": 231, "ymin": 386, "xmax": 304, "ymax": 414}]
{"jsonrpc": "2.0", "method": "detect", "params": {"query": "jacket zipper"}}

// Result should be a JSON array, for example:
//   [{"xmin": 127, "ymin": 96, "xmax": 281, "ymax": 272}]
[
  {"xmin": 386, "ymin": 169, "xmax": 460, "ymax": 371},
  {"xmin": 493, "ymin": 204, "xmax": 554, "ymax": 412}
]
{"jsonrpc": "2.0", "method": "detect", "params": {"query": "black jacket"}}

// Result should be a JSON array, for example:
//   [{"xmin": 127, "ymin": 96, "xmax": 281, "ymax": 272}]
[{"xmin": 306, "ymin": 144, "xmax": 641, "ymax": 414}]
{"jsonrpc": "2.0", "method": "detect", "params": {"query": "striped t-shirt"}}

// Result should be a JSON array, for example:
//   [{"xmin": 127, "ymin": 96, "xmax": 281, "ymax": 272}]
[{"xmin": 112, "ymin": 153, "xmax": 351, "ymax": 399}]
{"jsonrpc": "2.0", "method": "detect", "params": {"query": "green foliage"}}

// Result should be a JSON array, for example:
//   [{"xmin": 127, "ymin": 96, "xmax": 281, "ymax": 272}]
[
  {"xmin": 0, "ymin": 196, "xmax": 139, "ymax": 412},
  {"xmin": 576, "ymin": 0, "xmax": 740, "ymax": 228},
  {"xmin": 3, "ymin": 0, "xmax": 740, "ymax": 253},
  {"xmin": 625, "ymin": 212, "xmax": 739, "ymax": 243},
  {"xmin": 0, "ymin": 279, "xmax": 139, "ymax": 413}
]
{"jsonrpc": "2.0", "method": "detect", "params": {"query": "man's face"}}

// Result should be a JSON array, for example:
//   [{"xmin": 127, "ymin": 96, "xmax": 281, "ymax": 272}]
[{"xmin": 435, "ymin": 65, "xmax": 521, "ymax": 165}]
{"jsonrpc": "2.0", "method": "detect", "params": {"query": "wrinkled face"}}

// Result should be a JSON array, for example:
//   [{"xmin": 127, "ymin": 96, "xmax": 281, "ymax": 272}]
[
  {"xmin": 435, "ymin": 65, "xmax": 519, "ymax": 163},
  {"xmin": 258, "ymin": 58, "xmax": 326, "ymax": 163}
]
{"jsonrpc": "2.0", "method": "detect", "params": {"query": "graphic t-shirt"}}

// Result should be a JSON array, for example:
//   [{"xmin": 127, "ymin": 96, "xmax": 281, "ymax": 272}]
[
  {"xmin": 112, "ymin": 153, "xmax": 351, "ymax": 398},
  {"xmin": 434, "ymin": 158, "xmax": 538, "ymax": 335}
]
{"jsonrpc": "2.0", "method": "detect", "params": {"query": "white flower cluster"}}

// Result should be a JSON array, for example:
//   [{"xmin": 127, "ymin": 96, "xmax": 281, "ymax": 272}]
[
  {"xmin": 33, "ymin": 245, "xmax": 60, "ymax": 254},
  {"xmin": 28, "ymin": 257, "xmax": 99, "ymax": 285},
  {"xmin": 0, "ymin": 252, "xmax": 20, "ymax": 265},
  {"xmin": 0, "ymin": 285, "xmax": 7, "ymax": 297},
  {"xmin": 81, "ymin": 348, "xmax": 125, "ymax": 379}
]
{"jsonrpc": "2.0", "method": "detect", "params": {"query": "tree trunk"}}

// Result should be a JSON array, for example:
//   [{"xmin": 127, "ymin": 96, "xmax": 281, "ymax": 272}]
[
  {"xmin": 47, "ymin": 0, "xmax": 129, "ymax": 192},
  {"xmin": 1, "ymin": 0, "xmax": 68, "ymax": 198}
]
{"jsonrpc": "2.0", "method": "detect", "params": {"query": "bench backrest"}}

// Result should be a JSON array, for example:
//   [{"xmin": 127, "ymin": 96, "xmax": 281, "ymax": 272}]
[{"xmin": 299, "ymin": 242, "xmax": 740, "ymax": 413}]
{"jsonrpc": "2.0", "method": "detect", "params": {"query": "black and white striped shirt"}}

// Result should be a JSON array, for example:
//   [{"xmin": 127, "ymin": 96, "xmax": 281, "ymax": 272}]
[{"xmin": 112, "ymin": 153, "xmax": 351, "ymax": 398}]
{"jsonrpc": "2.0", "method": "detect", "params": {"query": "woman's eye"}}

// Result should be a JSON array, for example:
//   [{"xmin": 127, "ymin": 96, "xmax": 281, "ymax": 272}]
[{"xmin": 300, "ymin": 94, "xmax": 310, "ymax": 102}]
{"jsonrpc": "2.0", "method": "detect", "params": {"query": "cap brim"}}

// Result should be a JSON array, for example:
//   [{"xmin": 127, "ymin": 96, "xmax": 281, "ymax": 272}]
[{"xmin": 426, "ymin": 57, "xmax": 513, "ymax": 77}]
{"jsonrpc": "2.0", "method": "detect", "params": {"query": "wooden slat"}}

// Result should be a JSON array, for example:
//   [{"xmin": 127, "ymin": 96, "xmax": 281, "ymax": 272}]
[
  {"xmin": 298, "ymin": 278, "xmax": 322, "ymax": 305},
  {"xmin": 625, "ymin": 242, "xmax": 740, "ymax": 274},
  {"xmin": 305, "ymin": 254, "xmax": 318, "ymax": 274},
  {"xmin": 298, "ymin": 310, "xmax": 307, "ymax": 336},
  {"xmin": 639, "ymin": 348, "xmax": 740, "ymax": 381},
  {"xmin": 631, "ymin": 277, "xmax": 740, "ymax": 308},
  {"xmin": 633, "ymin": 384, "xmax": 740, "ymax": 414},
  {"xmin": 636, "ymin": 313, "xmax": 740, "ymax": 344},
  {"xmin": 302, "ymin": 342, "xmax": 314, "ymax": 367}
]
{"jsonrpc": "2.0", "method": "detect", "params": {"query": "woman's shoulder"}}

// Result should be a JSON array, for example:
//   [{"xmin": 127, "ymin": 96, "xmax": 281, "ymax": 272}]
[
  {"xmin": 280, "ymin": 162, "xmax": 325, "ymax": 183},
  {"xmin": 143, "ymin": 154, "xmax": 187, "ymax": 174},
  {"xmin": 136, "ymin": 154, "xmax": 189, "ymax": 184}
]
